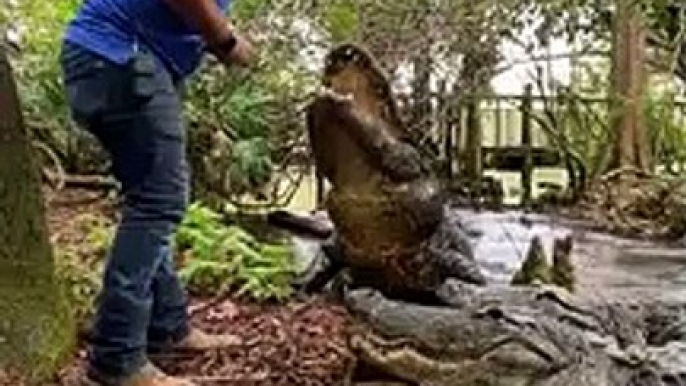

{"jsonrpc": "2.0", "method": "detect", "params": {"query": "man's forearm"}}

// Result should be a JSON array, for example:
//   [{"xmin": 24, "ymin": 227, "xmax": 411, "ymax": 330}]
[{"xmin": 162, "ymin": 0, "xmax": 233, "ymax": 45}]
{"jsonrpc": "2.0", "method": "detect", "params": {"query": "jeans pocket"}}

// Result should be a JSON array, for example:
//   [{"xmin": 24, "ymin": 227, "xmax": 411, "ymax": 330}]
[
  {"xmin": 60, "ymin": 45, "xmax": 112, "ymax": 124},
  {"xmin": 130, "ymin": 51, "xmax": 158, "ymax": 99}
]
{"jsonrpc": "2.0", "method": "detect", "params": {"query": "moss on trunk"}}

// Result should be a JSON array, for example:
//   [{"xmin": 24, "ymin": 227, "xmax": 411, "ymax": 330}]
[{"xmin": 0, "ymin": 47, "xmax": 75, "ymax": 383}]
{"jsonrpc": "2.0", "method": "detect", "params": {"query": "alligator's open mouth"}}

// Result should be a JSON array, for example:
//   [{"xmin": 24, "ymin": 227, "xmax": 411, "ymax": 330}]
[{"xmin": 318, "ymin": 85, "xmax": 354, "ymax": 102}]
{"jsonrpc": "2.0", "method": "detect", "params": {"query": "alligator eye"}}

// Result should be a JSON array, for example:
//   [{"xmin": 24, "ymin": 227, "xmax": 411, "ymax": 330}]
[
  {"xmin": 476, "ymin": 306, "xmax": 505, "ymax": 320},
  {"xmin": 341, "ymin": 47, "xmax": 359, "ymax": 64},
  {"xmin": 661, "ymin": 374, "xmax": 679, "ymax": 384}
]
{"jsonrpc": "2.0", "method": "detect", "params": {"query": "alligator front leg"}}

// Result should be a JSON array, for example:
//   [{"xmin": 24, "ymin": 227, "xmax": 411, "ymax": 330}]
[
  {"xmin": 300, "ymin": 235, "xmax": 350, "ymax": 296},
  {"xmin": 420, "ymin": 215, "xmax": 487, "ymax": 289},
  {"xmin": 308, "ymin": 91, "xmax": 426, "ymax": 183}
]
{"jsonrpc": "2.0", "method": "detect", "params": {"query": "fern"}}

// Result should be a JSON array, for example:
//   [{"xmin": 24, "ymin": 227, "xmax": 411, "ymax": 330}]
[{"xmin": 175, "ymin": 202, "xmax": 297, "ymax": 300}]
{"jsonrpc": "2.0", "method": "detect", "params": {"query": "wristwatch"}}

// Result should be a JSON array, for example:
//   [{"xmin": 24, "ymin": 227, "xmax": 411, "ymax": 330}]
[{"xmin": 207, "ymin": 32, "xmax": 237, "ymax": 58}]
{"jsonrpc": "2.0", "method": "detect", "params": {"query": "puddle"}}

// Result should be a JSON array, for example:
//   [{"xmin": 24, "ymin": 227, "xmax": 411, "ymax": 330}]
[{"xmin": 453, "ymin": 209, "xmax": 686, "ymax": 303}]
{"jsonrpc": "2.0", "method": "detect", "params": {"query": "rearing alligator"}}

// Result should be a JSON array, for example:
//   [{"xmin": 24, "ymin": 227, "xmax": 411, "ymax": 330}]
[
  {"xmin": 302, "ymin": 42, "xmax": 573, "ymax": 301},
  {"xmin": 304, "ymin": 42, "xmax": 485, "ymax": 300}
]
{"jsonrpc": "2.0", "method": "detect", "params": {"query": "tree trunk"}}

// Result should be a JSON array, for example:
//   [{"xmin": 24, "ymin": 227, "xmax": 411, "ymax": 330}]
[
  {"xmin": 605, "ymin": 0, "xmax": 651, "ymax": 173},
  {"xmin": 463, "ymin": 96, "xmax": 483, "ymax": 184},
  {"xmin": 521, "ymin": 84, "xmax": 534, "ymax": 207},
  {"xmin": 0, "ymin": 46, "xmax": 74, "ymax": 382},
  {"xmin": 409, "ymin": 55, "xmax": 432, "ymax": 136}
]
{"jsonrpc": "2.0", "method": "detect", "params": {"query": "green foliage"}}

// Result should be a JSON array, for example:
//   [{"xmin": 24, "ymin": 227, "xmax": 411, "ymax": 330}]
[
  {"xmin": 185, "ymin": 70, "xmax": 277, "ymax": 141},
  {"xmin": 53, "ymin": 213, "xmax": 114, "ymax": 326},
  {"xmin": 321, "ymin": 0, "xmax": 359, "ymax": 41},
  {"xmin": 53, "ymin": 201, "xmax": 297, "ymax": 324},
  {"xmin": 230, "ymin": 0, "xmax": 271, "ymax": 21},
  {"xmin": 228, "ymin": 137, "xmax": 273, "ymax": 192},
  {"xmin": 184, "ymin": 69, "xmax": 278, "ymax": 197},
  {"xmin": 176, "ymin": 202, "xmax": 297, "ymax": 300},
  {"xmin": 79, "ymin": 213, "xmax": 116, "ymax": 257},
  {"xmin": 184, "ymin": 65, "xmax": 300, "ymax": 203},
  {"xmin": 9, "ymin": 0, "xmax": 81, "ymax": 156},
  {"xmin": 55, "ymin": 249, "xmax": 102, "ymax": 326},
  {"xmin": 644, "ymin": 90, "xmax": 686, "ymax": 175}
]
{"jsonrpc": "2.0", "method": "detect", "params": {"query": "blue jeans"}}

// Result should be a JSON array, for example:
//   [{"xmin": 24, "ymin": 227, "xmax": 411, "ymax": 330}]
[{"xmin": 60, "ymin": 42, "xmax": 191, "ymax": 381}]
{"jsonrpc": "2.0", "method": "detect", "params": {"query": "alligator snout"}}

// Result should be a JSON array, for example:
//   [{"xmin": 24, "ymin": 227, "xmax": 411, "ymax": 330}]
[{"xmin": 344, "ymin": 287, "xmax": 383, "ymax": 313}]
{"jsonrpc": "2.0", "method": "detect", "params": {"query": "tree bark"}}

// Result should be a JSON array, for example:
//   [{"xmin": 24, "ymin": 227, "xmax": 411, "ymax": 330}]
[
  {"xmin": 521, "ymin": 84, "xmax": 534, "ymax": 207},
  {"xmin": 605, "ymin": 0, "xmax": 651, "ymax": 173},
  {"xmin": 0, "ymin": 45, "xmax": 74, "ymax": 382},
  {"xmin": 463, "ymin": 96, "xmax": 483, "ymax": 184}
]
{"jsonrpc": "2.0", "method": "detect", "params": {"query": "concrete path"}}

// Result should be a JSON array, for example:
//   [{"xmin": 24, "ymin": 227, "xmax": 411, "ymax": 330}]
[{"xmin": 456, "ymin": 209, "xmax": 686, "ymax": 304}]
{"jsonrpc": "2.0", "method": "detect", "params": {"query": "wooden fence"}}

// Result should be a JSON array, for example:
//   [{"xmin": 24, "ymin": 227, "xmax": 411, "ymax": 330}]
[{"xmin": 306, "ymin": 88, "xmax": 686, "ymax": 208}]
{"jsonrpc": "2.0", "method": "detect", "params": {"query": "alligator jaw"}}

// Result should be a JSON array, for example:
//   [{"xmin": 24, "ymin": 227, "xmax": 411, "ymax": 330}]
[{"xmin": 318, "ymin": 85, "xmax": 354, "ymax": 102}]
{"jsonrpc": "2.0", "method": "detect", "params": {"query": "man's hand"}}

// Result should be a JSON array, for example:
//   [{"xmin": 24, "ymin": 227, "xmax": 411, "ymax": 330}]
[
  {"xmin": 161, "ymin": 0, "xmax": 256, "ymax": 67},
  {"xmin": 209, "ymin": 31, "xmax": 256, "ymax": 68}
]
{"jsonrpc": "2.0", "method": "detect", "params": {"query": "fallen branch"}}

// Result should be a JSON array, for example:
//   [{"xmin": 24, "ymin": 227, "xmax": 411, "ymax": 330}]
[{"xmin": 44, "ymin": 171, "xmax": 118, "ymax": 191}]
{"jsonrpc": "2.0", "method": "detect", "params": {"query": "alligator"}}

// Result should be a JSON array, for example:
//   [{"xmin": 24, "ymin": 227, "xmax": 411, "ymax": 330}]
[
  {"xmin": 300, "ymin": 42, "xmax": 576, "ymax": 302},
  {"xmin": 304, "ymin": 42, "xmax": 485, "ymax": 300},
  {"xmin": 345, "ymin": 282, "xmax": 686, "ymax": 386}
]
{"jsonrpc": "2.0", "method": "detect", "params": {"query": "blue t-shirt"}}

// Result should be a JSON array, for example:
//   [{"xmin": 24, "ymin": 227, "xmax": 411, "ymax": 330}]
[{"xmin": 64, "ymin": 0, "xmax": 232, "ymax": 80}]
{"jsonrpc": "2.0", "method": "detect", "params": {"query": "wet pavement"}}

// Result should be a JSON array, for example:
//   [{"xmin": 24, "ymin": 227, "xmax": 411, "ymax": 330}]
[
  {"xmin": 455, "ymin": 209, "xmax": 686, "ymax": 304},
  {"xmin": 287, "ymin": 207, "xmax": 686, "ymax": 305}
]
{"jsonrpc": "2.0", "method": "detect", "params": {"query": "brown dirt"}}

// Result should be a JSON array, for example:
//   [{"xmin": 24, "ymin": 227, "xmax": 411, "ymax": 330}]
[{"xmin": 2, "ymin": 187, "xmax": 356, "ymax": 386}]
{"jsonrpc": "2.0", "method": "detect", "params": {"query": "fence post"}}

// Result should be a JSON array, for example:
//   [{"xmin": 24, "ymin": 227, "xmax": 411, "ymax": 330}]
[
  {"xmin": 439, "ymin": 80, "xmax": 453, "ymax": 180},
  {"xmin": 521, "ymin": 84, "xmax": 533, "ymax": 207},
  {"xmin": 495, "ymin": 97, "xmax": 502, "ymax": 147},
  {"xmin": 464, "ymin": 94, "xmax": 483, "ymax": 199}
]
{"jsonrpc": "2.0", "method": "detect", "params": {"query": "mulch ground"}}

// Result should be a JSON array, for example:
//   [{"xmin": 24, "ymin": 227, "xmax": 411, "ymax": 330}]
[
  {"xmin": 55, "ymin": 297, "xmax": 354, "ymax": 386},
  {"xmin": 158, "ymin": 297, "xmax": 354, "ymax": 385},
  {"xmin": 20, "ymin": 187, "xmax": 356, "ymax": 386}
]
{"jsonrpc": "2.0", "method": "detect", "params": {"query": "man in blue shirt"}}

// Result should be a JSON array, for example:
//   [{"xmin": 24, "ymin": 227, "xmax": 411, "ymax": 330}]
[{"xmin": 59, "ymin": 1, "xmax": 255, "ymax": 385}]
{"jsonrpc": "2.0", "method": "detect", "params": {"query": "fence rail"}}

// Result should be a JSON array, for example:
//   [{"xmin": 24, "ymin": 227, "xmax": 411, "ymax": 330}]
[{"xmin": 306, "ymin": 89, "xmax": 686, "ymax": 208}]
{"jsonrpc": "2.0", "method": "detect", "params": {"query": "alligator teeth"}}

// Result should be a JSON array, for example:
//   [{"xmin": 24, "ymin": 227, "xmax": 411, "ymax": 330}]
[{"xmin": 319, "ymin": 86, "xmax": 354, "ymax": 102}]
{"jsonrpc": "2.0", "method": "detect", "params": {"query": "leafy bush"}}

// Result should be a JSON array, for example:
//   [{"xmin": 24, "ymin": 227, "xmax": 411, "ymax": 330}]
[
  {"xmin": 55, "ymin": 249, "xmax": 102, "ymax": 326},
  {"xmin": 5, "ymin": 0, "xmax": 313, "ymax": 206},
  {"xmin": 175, "ymin": 202, "xmax": 297, "ymax": 300},
  {"xmin": 54, "ymin": 213, "xmax": 114, "ymax": 326},
  {"xmin": 644, "ymin": 90, "xmax": 686, "ymax": 175}
]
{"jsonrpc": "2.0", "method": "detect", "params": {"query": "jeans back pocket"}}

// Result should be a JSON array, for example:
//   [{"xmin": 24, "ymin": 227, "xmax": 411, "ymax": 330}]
[{"xmin": 60, "ymin": 43, "xmax": 111, "ymax": 124}]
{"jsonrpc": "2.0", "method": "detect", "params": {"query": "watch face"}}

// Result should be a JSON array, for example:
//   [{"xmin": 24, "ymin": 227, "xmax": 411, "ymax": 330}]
[
  {"xmin": 225, "ymin": 35, "xmax": 237, "ymax": 50},
  {"xmin": 206, "ymin": 34, "xmax": 236, "ymax": 55},
  {"xmin": 215, "ymin": 35, "xmax": 236, "ymax": 54}
]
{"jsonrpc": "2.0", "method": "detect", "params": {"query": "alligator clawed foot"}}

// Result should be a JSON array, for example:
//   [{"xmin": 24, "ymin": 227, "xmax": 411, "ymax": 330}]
[
  {"xmin": 327, "ymin": 268, "xmax": 354, "ymax": 301},
  {"xmin": 604, "ymin": 342, "xmax": 648, "ymax": 366}
]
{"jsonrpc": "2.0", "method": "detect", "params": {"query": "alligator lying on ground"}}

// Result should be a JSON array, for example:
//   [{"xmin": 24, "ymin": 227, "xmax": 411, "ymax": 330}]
[{"xmin": 345, "ymin": 282, "xmax": 686, "ymax": 386}]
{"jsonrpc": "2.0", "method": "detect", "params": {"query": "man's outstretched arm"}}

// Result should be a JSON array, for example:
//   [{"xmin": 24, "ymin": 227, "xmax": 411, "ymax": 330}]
[
  {"xmin": 162, "ymin": 0, "xmax": 232, "ymax": 44},
  {"xmin": 162, "ymin": 0, "xmax": 254, "ymax": 66}
]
